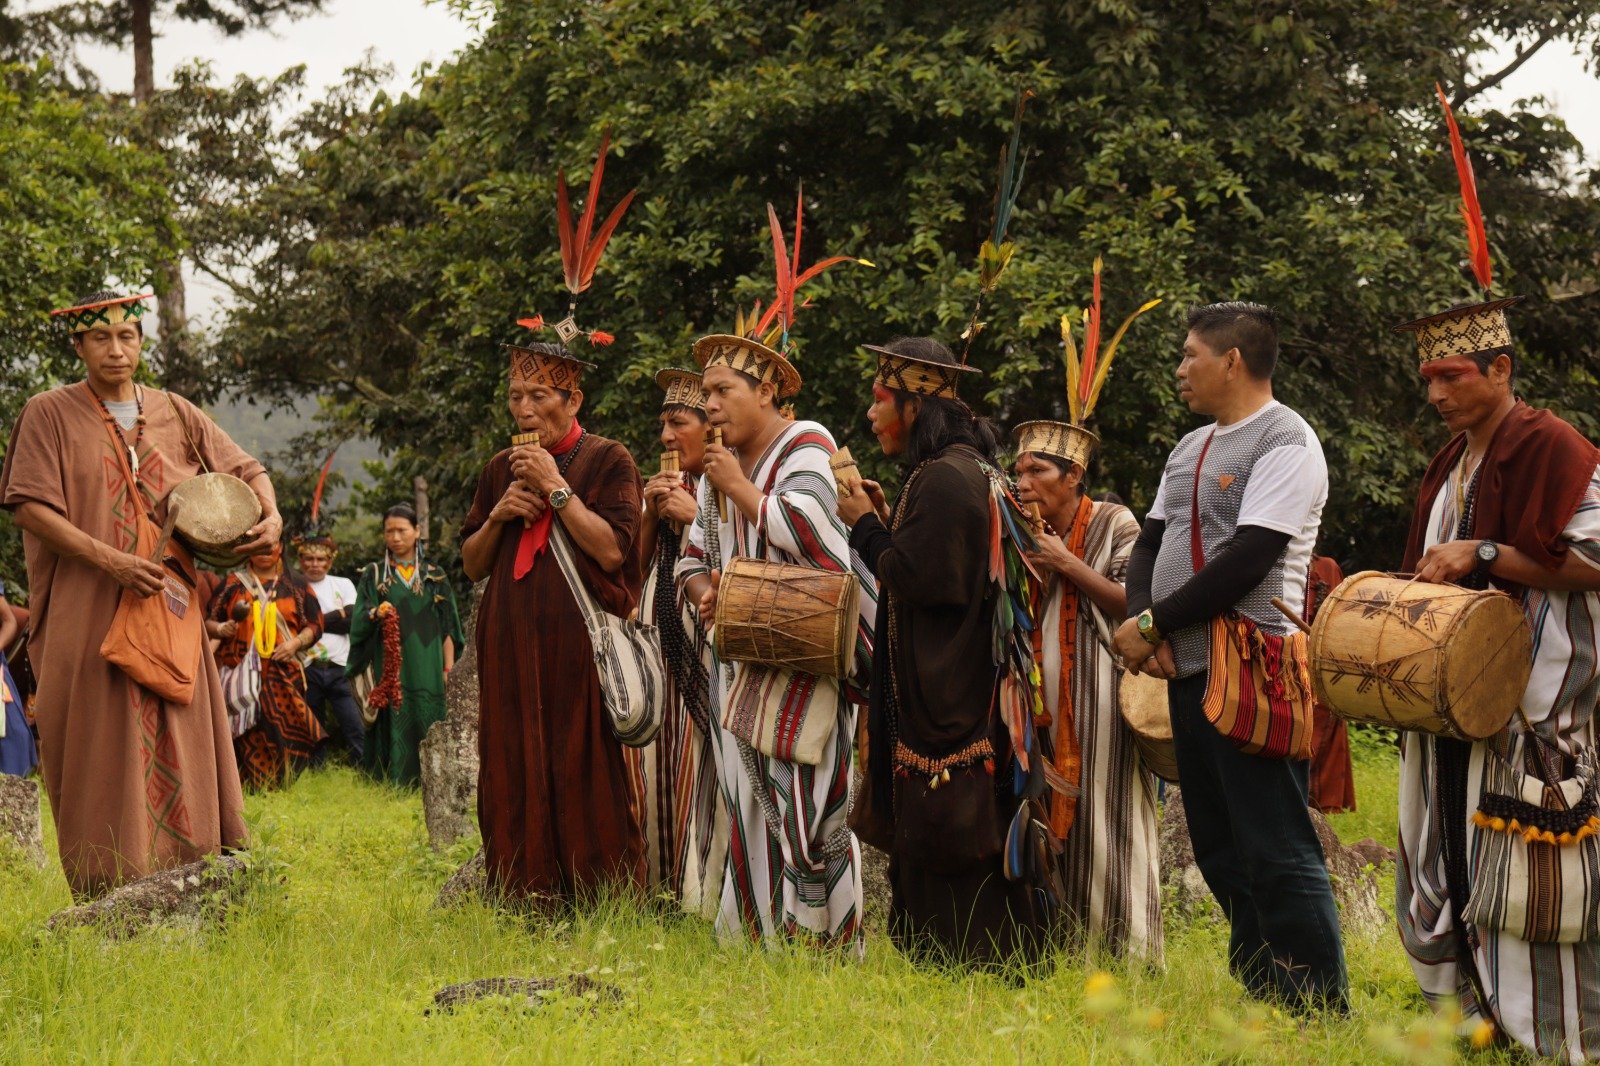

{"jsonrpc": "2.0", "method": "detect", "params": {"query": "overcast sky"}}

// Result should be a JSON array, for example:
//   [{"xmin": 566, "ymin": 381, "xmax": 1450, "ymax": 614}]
[{"xmin": 22, "ymin": 0, "xmax": 1600, "ymax": 324}]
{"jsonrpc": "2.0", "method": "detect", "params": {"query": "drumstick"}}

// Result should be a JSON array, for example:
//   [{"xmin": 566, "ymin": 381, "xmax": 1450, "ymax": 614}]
[
  {"xmin": 708, "ymin": 427, "xmax": 728, "ymax": 522},
  {"xmin": 1272, "ymin": 596, "xmax": 1313, "ymax": 635},
  {"xmin": 511, "ymin": 430, "xmax": 540, "ymax": 528},
  {"xmin": 151, "ymin": 499, "xmax": 181, "ymax": 562}
]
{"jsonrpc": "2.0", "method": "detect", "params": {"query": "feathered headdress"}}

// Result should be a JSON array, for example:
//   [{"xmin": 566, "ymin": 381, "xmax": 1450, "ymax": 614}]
[
  {"xmin": 1392, "ymin": 86, "xmax": 1523, "ymax": 364},
  {"xmin": 519, "ymin": 128, "xmax": 637, "ymax": 349},
  {"xmin": 961, "ymin": 89, "xmax": 1034, "ymax": 358},
  {"xmin": 292, "ymin": 447, "xmax": 341, "ymax": 558},
  {"xmin": 1015, "ymin": 258, "xmax": 1160, "ymax": 469},
  {"xmin": 694, "ymin": 187, "xmax": 870, "ymax": 399}
]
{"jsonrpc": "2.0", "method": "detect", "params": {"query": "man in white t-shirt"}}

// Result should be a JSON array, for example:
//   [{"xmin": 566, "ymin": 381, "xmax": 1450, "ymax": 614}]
[
  {"xmin": 1113, "ymin": 302, "xmax": 1347, "ymax": 1013},
  {"xmin": 295, "ymin": 535, "xmax": 363, "ymax": 765}
]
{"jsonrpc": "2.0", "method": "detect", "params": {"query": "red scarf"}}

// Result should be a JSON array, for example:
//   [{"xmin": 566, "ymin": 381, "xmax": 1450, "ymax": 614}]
[
  {"xmin": 1402, "ymin": 401, "xmax": 1598, "ymax": 585},
  {"xmin": 513, "ymin": 419, "xmax": 584, "ymax": 580}
]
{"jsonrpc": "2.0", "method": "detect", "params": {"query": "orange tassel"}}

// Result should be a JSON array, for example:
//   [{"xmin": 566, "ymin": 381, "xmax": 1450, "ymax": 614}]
[
  {"xmin": 516, "ymin": 315, "xmax": 545, "ymax": 331},
  {"xmin": 587, "ymin": 330, "xmax": 615, "ymax": 347}
]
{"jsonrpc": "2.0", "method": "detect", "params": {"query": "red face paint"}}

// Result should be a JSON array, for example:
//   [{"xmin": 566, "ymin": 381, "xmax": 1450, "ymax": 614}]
[{"xmin": 870, "ymin": 384, "xmax": 903, "ymax": 446}]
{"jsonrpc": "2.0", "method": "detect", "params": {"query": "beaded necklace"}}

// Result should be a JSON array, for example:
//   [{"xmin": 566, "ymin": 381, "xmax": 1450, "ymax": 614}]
[{"xmin": 85, "ymin": 383, "xmax": 146, "ymax": 478}]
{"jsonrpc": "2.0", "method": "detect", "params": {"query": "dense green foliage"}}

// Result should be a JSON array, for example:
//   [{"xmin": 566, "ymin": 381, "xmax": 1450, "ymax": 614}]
[
  {"xmin": 207, "ymin": 0, "xmax": 1600, "ymax": 571},
  {"xmin": 0, "ymin": 756, "xmax": 1514, "ymax": 1063}
]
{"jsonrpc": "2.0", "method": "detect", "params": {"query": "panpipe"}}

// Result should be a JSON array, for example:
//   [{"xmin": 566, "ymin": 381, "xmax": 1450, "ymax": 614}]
[
  {"xmin": 707, "ymin": 427, "xmax": 727, "ymax": 522},
  {"xmin": 828, "ymin": 447, "xmax": 860, "ymax": 498},
  {"xmin": 660, "ymin": 448, "xmax": 682, "ymax": 531},
  {"xmin": 1027, "ymin": 502, "xmax": 1045, "ymax": 535},
  {"xmin": 511, "ymin": 429, "xmax": 540, "ymax": 527}
]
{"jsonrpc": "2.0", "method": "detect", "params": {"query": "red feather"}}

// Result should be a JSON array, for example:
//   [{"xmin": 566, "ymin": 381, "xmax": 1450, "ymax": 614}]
[
  {"xmin": 587, "ymin": 330, "xmax": 615, "ymax": 347},
  {"xmin": 1080, "ymin": 260, "xmax": 1103, "ymax": 406},
  {"xmin": 573, "ymin": 128, "xmax": 611, "ymax": 282},
  {"xmin": 556, "ymin": 170, "xmax": 577, "ymax": 292},
  {"xmin": 516, "ymin": 315, "xmax": 544, "ymax": 331},
  {"xmin": 309, "ymin": 447, "xmax": 338, "ymax": 525},
  {"xmin": 578, "ymin": 189, "xmax": 637, "ymax": 289},
  {"xmin": 791, "ymin": 185, "xmax": 804, "ymax": 303},
  {"xmin": 1436, "ymin": 83, "xmax": 1493, "ymax": 291},
  {"xmin": 766, "ymin": 201, "xmax": 794, "ymax": 329}
]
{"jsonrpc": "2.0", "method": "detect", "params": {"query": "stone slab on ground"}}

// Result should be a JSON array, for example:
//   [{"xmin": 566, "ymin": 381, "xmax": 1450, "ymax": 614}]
[
  {"xmin": 420, "ymin": 580, "xmax": 483, "ymax": 851},
  {"xmin": 0, "ymin": 773, "xmax": 46, "ymax": 867},
  {"xmin": 45, "ymin": 855, "xmax": 248, "ymax": 938},
  {"xmin": 430, "ymin": 974, "xmax": 623, "ymax": 1014},
  {"xmin": 1157, "ymin": 786, "xmax": 1386, "ymax": 940},
  {"xmin": 434, "ymin": 847, "xmax": 487, "ymax": 909}
]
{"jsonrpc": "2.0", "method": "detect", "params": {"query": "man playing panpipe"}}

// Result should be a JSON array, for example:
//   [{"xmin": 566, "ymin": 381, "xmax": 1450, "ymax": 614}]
[
  {"xmin": 1013, "ymin": 263, "xmax": 1163, "ymax": 963},
  {"xmin": 458, "ymin": 133, "xmax": 646, "ymax": 905},
  {"xmin": 837, "ymin": 336, "xmax": 1045, "ymax": 968},
  {"xmin": 676, "ymin": 199, "xmax": 877, "ymax": 949},
  {"xmin": 1113, "ymin": 301, "xmax": 1347, "ymax": 1011},
  {"xmin": 628, "ymin": 366, "xmax": 726, "ymax": 913},
  {"xmin": 1393, "ymin": 89, "xmax": 1600, "ymax": 1062},
  {"xmin": 0, "ymin": 289, "xmax": 279, "ymax": 896}
]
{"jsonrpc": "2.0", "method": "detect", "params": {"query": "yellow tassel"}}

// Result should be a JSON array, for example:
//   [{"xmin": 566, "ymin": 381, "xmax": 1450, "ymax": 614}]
[
  {"xmin": 941, "ymin": 767, "xmax": 951, "ymax": 784},
  {"xmin": 1559, "ymin": 832, "xmax": 1574, "ymax": 845},
  {"xmin": 1490, "ymin": 817, "xmax": 1506, "ymax": 832},
  {"xmin": 1508, "ymin": 819, "xmax": 1522, "ymax": 833},
  {"xmin": 1524, "ymin": 827, "xmax": 1542, "ymax": 843}
]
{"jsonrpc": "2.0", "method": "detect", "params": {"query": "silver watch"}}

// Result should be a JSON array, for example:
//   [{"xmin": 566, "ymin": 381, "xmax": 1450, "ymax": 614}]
[{"xmin": 547, "ymin": 486, "xmax": 575, "ymax": 511}]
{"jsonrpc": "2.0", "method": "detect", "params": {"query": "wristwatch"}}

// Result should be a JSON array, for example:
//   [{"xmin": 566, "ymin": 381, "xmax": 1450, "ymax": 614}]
[
  {"xmin": 547, "ymin": 486, "xmax": 575, "ymax": 511},
  {"xmin": 1475, "ymin": 539, "xmax": 1499, "ymax": 574},
  {"xmin": 1136, "ymin": 608, "xmax": 1162, "ymax": 645}
]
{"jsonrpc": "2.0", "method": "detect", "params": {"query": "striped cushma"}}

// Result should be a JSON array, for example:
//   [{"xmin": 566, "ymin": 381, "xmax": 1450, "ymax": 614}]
[
  {"xmin": 675, "ymin": 419, "xmax": 878, "ymax": 950},
  {"xmin": 627, "ymin": 514, "xmax": 728, "ymax": 915},
  {"xmin": 1039, "ymin": 500, "xmax": 1164, "ymax": 963},
  {"xmin": 1398, "ymin": 462, "xmax": 1600, "ymax": 1061}
]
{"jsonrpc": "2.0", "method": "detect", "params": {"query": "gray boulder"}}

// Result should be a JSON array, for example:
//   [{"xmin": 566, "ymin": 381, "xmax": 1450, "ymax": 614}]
[
  {"xmin": 46, "ymin": 855, "xmax": 248, "ymax": 938},
  {"xmin": 421, "ymin": 581, "xmax": 483, "ymax": 851},
  {"xmin": 1158, "ymin": 786, "xmax": 1387, "ymax": 940},
  {"xmin": 0, "ymin": 773, "xmax": 46, "ymax": 868}
]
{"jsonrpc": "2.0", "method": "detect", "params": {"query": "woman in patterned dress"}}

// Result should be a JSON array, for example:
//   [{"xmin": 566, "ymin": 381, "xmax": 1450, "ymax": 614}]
[{"xmin": 207, "ymin": 542, "xmax": 326, "ymax": 790}]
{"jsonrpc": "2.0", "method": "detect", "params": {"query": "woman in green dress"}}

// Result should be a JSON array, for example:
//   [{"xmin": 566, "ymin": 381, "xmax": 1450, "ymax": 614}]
[{"xmin": 348, "ymin": 503, "xmax": 464, "ymax": 787}]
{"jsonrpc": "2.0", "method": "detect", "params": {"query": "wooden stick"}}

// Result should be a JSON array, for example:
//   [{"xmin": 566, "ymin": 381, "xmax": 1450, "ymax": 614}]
[
  {"xmin": 151, "ymin": 499, "xmax": 180, "ymax": 562},
  {"xmin": 1272, "ymin": 596, "xmax": 1313, "ymax": 635}
]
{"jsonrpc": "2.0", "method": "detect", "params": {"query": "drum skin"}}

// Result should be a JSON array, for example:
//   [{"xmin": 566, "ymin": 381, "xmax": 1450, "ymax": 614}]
[
  {"xmin": 1308, "ymin": 571, "xmax": 1532, "ymax": 740},
  {"xmin": 1118, "ymin": 668, "xmax": 1179, "ymax": 782},
  {"xmin": 166, "ymin": 472, "xmax": 262, "ymax": 569},
  {"xmin": 713, "ymin": 557, "xmax": 857, "ymax": 678}
]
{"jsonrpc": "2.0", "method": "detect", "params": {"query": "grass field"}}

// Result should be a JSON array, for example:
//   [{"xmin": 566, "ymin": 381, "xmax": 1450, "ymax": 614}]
[{"xmin": 0, "ymin": 737, "xmax": 1512, "ymax": 1064}]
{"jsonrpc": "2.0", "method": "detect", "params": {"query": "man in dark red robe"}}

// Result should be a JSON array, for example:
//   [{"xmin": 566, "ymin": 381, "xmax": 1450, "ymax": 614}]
[{"xmin": 460, "ymin": 338, "xmax": 645, "ymax": 903}]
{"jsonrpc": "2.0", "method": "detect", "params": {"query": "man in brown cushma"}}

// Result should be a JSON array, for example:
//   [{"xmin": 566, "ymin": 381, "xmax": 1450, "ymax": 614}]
[{"xmin": 1, "ymin": 290, "xmax": 279, "ymax": 897}]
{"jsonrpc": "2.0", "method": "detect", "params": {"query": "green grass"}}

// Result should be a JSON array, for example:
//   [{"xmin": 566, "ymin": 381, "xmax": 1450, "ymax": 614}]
[{"xmin": 0, "ymin": 748, "xmax": 1512, "ymax": 1064}]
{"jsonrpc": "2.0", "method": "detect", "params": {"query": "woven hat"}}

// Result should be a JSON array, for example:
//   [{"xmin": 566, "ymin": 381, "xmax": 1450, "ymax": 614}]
[
  {"xmin": 1395, "ymin": 86, "xmax": 1521, "ymax": 365},
  {"xmin": 1013, "ymin": 257, "xmax": 1160, "ymax": 469},
  {"xmin": 505, "ymin": 339, "xmax": 594, "ymax": 392},
  {"xmin": 51, "ymin": 291, "xmax": 153, "ymax": 334},
  {"xmin": 655, "ymin": 367, "xmax": 706, "ymax": 411}
]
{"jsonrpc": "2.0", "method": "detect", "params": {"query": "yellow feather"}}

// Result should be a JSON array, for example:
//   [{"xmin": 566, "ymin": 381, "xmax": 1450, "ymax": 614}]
[
  {"xmin": 1083, "ymin": 297, "xmax": 1162, "ymax": 421},
  {"xmin": 1061, "ymin": 312, "xmax": 1082, "ymax": 426}
]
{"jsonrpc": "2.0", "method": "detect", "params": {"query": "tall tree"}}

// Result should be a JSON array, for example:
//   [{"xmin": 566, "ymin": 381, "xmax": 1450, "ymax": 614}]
[
  {"xmin": 23, "ymin": 0, "xmax": 327, "ymax": 393},
  {"xmin": 214, "ymin": 0, "xmax": 1600, "ymax": 577}
]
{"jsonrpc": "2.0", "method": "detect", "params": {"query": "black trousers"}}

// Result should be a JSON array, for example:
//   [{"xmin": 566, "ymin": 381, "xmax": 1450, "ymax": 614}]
[
  {"xmin": 1168, "ymin": 671, "xmax": 1349, "ymax": 1011},
  {"xmin": 305, "ymin": 660, "xmax": 364, "ymax": 764}
]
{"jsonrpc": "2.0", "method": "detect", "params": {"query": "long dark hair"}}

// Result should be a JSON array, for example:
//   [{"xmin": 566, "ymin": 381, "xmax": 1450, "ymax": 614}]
[{"xmin": 878, "ymin": 337, "xmax": 1002, "ymax": 468}]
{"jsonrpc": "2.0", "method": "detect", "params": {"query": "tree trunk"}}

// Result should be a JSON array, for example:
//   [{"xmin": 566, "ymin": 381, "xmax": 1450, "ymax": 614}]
[
  {"xmin": 129, "ymin": 0, "xmax": 196, "ymax": 395},
  {"xmin": 130, "ymin": 0, "xmax": 154, "ymax": 103}
]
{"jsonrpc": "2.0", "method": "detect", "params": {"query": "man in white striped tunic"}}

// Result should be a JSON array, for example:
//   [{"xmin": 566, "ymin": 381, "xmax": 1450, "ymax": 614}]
[
  {"xmin": 1015, "ymin": 422, "xmax": 1162, "ymax": 963},
  {"xmin": 1397, "ymin": 294, "xmax": 1600, "ymax": 1060},
  {"xmin": 677, "ymin": 331, "xmax": 876, "ymax": 949}
]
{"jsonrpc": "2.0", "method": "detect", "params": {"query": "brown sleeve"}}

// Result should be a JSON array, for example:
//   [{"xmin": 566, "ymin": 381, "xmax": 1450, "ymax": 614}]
[
  {"xmin": 574, "ymin": 440, "xmax": 644, "ymax": 617},
  {"xmin": 0, "ymin": 394, "xmax": 69, "ymax": 515},
  {"xmin": 165, "ymin": 392, "xmax": 267, "ymax": 483},
  {"xmin": 459, "ymin": 453, "xmax": 507, "ymax": 544}
]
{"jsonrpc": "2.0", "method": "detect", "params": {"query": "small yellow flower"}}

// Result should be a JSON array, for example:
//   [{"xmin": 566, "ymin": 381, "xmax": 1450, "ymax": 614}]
[
  {"xmin": 1084, "ymin": 971, "xmax": 1116, "ymax": 996},
  {"xmin": 1145, "ymin": 1010, "xmax": 1167, "ymax": 1029},
  {"xmin": 1470, "ymin": 1020, "xmax": 1496, "ymax": 1049}
]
